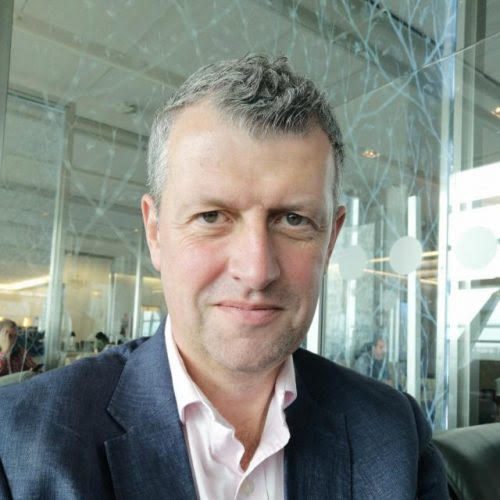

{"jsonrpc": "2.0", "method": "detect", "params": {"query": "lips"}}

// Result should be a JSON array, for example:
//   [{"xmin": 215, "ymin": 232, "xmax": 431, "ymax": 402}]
[
  {"xmin": 215, "ymin": 301, "xmax": 283, "ymax": 326},
  {"xmin": 217, "ymin": 301, "xmax": 283, "ymax": 310}
]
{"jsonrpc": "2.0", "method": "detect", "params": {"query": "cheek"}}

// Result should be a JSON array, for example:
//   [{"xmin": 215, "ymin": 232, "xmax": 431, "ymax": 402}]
[
  {"xmin": 161, "ymin": 238, "xmax": 227, "ymax": 295},
  {"xmin": 282, "ymin": 246, "xmax": 325, "ymax": 291}
]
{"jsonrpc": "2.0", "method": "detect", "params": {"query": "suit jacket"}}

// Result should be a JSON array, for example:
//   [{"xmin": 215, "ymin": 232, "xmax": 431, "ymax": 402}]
[{"xmin": 0, "ymin": 323, "xmax": 447, "ymax": 499}]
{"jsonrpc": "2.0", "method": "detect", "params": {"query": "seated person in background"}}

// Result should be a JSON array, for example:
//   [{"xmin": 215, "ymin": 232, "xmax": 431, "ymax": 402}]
[
  {"xmin": 95, "ymin": 331, "xmax": 110, "ymax": 352},
  {"xmin": 0, "ymin": 319, "xmax": 37, "ymax": 376},
  {"xmin": 67, "ymin": 331, "xmax": 76, "ymax": 350},
  {"xmin": 353, "ymin": 335, "xmax": 393, "ymax": 385}
]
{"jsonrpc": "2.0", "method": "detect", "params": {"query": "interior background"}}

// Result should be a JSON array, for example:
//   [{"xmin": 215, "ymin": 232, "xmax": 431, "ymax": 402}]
[{"xmin": 0, "ymin": 0, "xmax": 498, "ymax": 431}]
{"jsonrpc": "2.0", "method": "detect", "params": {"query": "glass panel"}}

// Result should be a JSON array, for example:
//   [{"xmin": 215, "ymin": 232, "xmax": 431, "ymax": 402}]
[
  {"xmin": 323, "ymin": 33, "xmax": 500, "ymax": 430},
  {"xmin": 141, "ymin": 306, "xmax": 162, "ymax": 338},
  {"xmin": 0, "ymin": 93, "xmax": 65, "ymax": 375},
  {"xmin": 142, "ymin": 263, "xmax": 164, "ymax": 338},
  {"xmin": 1, "ymin": 0, "xmax": 498, "ymax": 431},
  {"xmin": 10, "ymin": 0, "xmax": 450, "ymax": 372},
  {"xmin": 446, "ymin": 27, "xmax": 500, "ymax": 428}
]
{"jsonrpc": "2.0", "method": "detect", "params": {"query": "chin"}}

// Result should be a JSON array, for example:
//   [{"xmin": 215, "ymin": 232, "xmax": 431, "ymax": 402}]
[
  {"xmin": 209, "ymin": 334, "xmax": 304, "ymax": 375},
  {"xmin": 218, "ymin": 355, "xmax": 284, "ymax": 375}
]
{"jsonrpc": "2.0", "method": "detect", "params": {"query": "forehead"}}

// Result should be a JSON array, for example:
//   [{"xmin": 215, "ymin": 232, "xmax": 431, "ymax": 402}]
[{"xmin": 164, "ymin": 101, "xmax": 334, "ymax": 197}]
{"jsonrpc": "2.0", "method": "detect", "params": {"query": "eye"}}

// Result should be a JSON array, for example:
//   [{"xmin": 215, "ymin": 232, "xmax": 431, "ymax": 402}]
[
  {"xmin": 285, "ymin": 212, "xmax": 307, "ymax": 226},
  {"xmin": 199, "ymin": 211, "xmax": 220, "ymax": 223}
]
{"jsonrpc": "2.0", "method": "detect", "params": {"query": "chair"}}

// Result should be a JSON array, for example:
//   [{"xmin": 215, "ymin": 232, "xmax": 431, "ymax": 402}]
[{"xmin": 433, "ymin": 423, "xmax": 500, "ymax": 500}]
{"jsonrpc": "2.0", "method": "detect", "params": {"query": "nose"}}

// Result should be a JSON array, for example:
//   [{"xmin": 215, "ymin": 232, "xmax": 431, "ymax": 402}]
[{"xmin": 227, "ymin": 221, "xmax": 280, "ymax": 291}]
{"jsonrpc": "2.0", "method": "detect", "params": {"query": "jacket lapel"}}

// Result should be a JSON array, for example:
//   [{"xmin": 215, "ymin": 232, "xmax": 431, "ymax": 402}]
[
  {"xmin": 103, "ymin": 329, "xmax": 352, "ymax": 499},
  {"xmin": 104, "ymin": 324, "xmax": 197, "ymax": 500},
  {"xmin": 285, "ymin": 365, "xmax": 352, "ymax": 500}
]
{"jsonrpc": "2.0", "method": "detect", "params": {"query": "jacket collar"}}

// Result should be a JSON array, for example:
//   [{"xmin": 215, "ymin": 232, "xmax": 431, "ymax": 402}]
[{"xmin": 104, "ymin": 321, "xmax": 197, "ymax": 499}]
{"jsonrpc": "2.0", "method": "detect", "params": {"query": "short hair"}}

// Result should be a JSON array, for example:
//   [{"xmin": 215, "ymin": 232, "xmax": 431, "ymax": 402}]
[
  {"xmin": 0, "ymin": 319, "xmax": 17, "ymax": 331},
  {"xmin": 147, "ymin": 54, "xmax": 344, "ymax": 210}
]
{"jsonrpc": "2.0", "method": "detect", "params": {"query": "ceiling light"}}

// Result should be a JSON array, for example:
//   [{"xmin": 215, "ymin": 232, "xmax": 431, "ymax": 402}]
[
  {"xmin": 491, "ymin": 106, "xmax": 500, "ymax": 118},
  {"xmin": 0, "ymin": 275, "xmax": 50, "ymax": 291},
  {"xmin": 361, "ymin": 149, "xmax": 380, "ymax": 159}
]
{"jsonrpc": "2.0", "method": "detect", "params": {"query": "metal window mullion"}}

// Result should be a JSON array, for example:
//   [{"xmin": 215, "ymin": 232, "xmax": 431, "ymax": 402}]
[
  {"xmin": 434, "ymin": 0, "xmax": 461, "ymax": 432},
  {"xmin": 0, "ymin": 0, "xmax": 14, "ymax": 170},
  {"xmin": 106, "ymin": 271, "xmax": 116, "ymax": 340},
  {"xmin": 406, "ymin": 195, "xmax": 421, "ymax": 401},
  {"xmin": 44, "ymin": 103, "xmax": 75, "ymax": 369},
  {"xmin": 345, "ymin": 197, "xmax": 359, "ymax": 366}
]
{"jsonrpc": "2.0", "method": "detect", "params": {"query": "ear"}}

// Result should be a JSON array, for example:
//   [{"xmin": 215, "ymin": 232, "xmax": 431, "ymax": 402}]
[
  {"xmin": 141, "ymin": 194, "xmax": 162, "ymax": 272},
  {"xmin": 326, "ymin": 205, "xmax": 346, "ymax": 264}
]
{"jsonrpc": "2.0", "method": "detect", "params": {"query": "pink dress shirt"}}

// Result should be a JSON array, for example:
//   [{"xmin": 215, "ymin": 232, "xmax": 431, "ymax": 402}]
[{"xmin": 165, "ymin": 318, "xmax": 297, "ymax": 500}]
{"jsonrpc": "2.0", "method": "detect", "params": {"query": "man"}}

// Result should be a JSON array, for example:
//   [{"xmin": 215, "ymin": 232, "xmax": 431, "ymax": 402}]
[
  {"xmin": 0, "ymin": 55, "xmax": 446, "ymax": 499},
  {"xmin": 354, "ymin": 336, "xmax": 392, "ymax": 385}
]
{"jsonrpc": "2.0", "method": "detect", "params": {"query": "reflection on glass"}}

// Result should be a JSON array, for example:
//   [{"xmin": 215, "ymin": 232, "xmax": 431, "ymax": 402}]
[
  {"xmin": 334, "ymin": 245, "xmax": 368, "ymax": 280},
  {"xmin": 454, "ymin": 226, "xmax": 497, "ymax": 269},
  {"xmin": 389, "ymin": 236, "xmax": 423, "ymax": 275}
]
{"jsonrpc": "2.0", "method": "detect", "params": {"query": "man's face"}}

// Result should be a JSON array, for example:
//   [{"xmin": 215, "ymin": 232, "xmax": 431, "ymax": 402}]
[
  {"xmin": 142, "ymin": 101, "xmax": 345, "ymax": 377},
  {"xmin": 373, "ymin": 340, "xmax": 386, "ymax": 360}
]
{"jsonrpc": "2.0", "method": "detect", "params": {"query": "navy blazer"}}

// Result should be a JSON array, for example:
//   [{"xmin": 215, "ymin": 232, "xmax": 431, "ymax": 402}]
[{"xmin": 0, "ymin": 324, "xmax": 447, "ymax": 499}]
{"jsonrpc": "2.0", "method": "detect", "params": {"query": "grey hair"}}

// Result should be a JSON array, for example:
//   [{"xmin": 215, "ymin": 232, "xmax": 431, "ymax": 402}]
[{"xmin": 147, "ymin": 54, "xmax": 344, "ymax": 211}]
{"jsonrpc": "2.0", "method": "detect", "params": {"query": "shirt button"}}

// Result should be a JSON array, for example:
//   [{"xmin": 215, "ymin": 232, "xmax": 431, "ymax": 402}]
[{"xmin": 241, "ymin": 479, "xmax": 254, "ymax": 496}]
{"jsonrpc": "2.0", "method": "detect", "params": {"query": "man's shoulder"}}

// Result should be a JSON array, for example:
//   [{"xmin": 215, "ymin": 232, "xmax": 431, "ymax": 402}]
[
  {"xmin": 294, "ymin": 347, "xmax": 388, "ymax": 394},
  {"xmin": 0, "ymin": 337, "xmax": 150, "ymax": 437},
  {"xmin": 291, "ymin": 351, "xmax": 446, "ymax": 497},
  {"xmin": 293, "ymin": 348, "xmax": 419, "ymax": 427}
]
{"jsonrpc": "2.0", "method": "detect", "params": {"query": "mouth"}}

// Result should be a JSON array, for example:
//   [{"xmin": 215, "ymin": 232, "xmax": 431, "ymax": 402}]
[{"xmin": 214, "ymin": 301, "xmax": 284, "ymax": 326}]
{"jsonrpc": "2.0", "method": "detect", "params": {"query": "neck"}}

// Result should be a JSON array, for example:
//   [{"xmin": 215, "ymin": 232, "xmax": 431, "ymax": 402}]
[
  {"xmin": 179, "ymin": 349, "xmax": 284, "ymax": 470},
  {"xmin": 183, "ymin": 351, "xmax": 281, "ymax": 420}
]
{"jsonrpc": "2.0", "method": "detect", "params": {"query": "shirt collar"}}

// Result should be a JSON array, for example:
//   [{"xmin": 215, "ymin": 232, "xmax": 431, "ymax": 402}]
[
  {"xmin": 274, "ymin": 353, "xmax": 297, "ymax": 412},
  {"xmin": 164, "ymin": 316, "xmax": 202, "ymax": 423},
  {"xmin": 164, "ymin": 316, "xmax": 297, "ymax": 423}
]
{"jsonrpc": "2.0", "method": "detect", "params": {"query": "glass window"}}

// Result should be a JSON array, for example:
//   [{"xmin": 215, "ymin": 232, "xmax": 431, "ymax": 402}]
[
  {"xmin": 0, "ymin": 0, "xmax": 498, "ymax": 433},
  {"xmin": 141, "ymin": 306, "xmax": 162, "ymax": 338}
]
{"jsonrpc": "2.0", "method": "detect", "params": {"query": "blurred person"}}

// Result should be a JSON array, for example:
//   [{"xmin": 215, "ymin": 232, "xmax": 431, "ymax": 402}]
[
  {"xmin": 0, "ymin": 55, "xmax": 446, "ymax": 499},
  {"xmin": 94, "ymin": 331, "xmax": 110, "ymax": 353},
  {"xmin": 354, "ymin": 336, "xmax": 393, "ymax": 386},
  {"xmin": 0, "ymin": 319, "xmax": 37, "ymax": 376},
  {"xmin": 67, "ymin": 331, "xmax": 76, "ymax": 351}
]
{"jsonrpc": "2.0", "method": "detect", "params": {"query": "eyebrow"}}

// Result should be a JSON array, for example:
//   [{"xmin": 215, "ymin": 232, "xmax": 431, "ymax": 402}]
[{"xmin": 180, "ymin": 197, "xmax": 330, "ymax": 222}]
